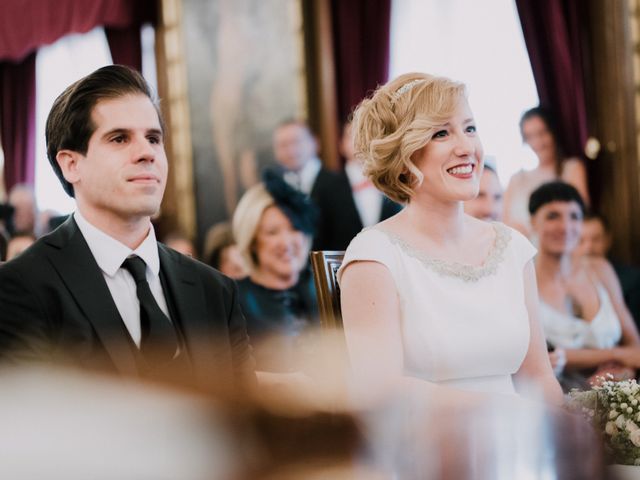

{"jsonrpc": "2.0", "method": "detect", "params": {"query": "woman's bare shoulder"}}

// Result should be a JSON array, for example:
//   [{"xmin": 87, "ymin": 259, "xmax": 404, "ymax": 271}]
[{"xmin": 507, "ymin": 169, "xmax": 528, "ymax": 186}]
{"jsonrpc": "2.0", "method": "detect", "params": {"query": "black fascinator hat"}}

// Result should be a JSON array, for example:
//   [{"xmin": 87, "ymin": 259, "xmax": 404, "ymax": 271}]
[{"xmin": 262, "ymin": 168, "xmax": 318, "ymax": 235}]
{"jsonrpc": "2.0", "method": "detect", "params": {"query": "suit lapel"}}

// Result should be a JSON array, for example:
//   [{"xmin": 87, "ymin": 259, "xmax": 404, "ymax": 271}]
[
  {"xmin": 44, "ymin": 218, "xmax": 138, "ymax": 375},
  {"xmin": 158, "ymin": 245, "xmax": 218, "ymax": 383}
]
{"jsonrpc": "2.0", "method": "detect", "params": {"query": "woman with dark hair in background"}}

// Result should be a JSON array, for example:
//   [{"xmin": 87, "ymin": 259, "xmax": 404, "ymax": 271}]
[
  {"xmin": 504, "ymin": 107, "xmax": 589, "ymax": 237},
  {"xmin": 530, "ymin": 181, "xmax": 639, "ymax": 390}
]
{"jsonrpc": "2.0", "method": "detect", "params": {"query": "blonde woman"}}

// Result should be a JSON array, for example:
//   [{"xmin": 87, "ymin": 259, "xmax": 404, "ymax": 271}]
[
  {"xmin": 232, "ymin": 170, "xmax": 318, "ymax": 371},
  {"xmin": 338, "ymin": 73, "xmax": 562, "ymax": 404}
]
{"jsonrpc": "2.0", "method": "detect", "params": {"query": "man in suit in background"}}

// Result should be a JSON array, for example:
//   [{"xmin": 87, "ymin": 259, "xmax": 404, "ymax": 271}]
[
  {"xmin": 310, "ymin": 122, "xmax": 401, "ymax": 250},
  {"xmin": 272, "ymin": 120, "xmax": 400, "ymax": 251},
  {"xmin": 0, "ymin": 65, "xmax": 254, "ymax": 388},
  {"xmin": 272, "ymin": 120, "xmax": 327, "ymax": 196}
]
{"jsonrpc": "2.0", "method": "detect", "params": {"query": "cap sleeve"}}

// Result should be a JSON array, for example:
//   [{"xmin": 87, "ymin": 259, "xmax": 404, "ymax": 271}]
[
  {"xmin": 337, "ymin": 229, "xmax": 397, "ymax": 286},
  {"xmin": 506, "ymin": 225, "xmax": 537, "ymax": 268}
]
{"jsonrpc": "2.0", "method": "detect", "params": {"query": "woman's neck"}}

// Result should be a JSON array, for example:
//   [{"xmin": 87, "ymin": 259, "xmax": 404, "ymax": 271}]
[
  {"xmin": 536, "ymin": 152, "xmax": 557, "ymax": 170},
  {"xmin": 251, "ymin": 268, "xmax": 299, "ymax": 290},
  {"xmin": 402, "ymin": 193, "xmax": 466, "ymax": 243}
]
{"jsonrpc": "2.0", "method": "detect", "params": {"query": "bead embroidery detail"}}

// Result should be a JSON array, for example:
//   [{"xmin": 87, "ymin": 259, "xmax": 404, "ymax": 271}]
[{"xmin": 373, "ymin": 223, "xmax": 511, "ymax": 282}]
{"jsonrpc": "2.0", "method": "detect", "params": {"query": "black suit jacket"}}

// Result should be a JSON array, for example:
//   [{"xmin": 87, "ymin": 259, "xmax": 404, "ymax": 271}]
[
  {"xmin": 0, "ymin": 218, "xmax": 254, "ymax": 386},
  {"xmin": 311, "ymin": 169, "xmax": 402, "ymax": 251}
]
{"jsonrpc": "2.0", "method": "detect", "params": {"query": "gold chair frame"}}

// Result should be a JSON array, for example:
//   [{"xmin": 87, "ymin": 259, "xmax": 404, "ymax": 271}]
[{"xmin": 309, "ymin": 251, "xmax": 345, "ymax": 329}]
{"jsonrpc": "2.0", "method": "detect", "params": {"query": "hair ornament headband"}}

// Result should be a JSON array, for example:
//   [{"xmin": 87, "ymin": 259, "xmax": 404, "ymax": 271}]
[{"xmin": 391, "ymin": 79, "xmax": 427, "ymax": 104}]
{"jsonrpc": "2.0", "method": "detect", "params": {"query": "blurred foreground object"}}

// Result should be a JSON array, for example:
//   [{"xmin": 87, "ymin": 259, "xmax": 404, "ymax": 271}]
[
  {"xmin": 0, "ymin": 330, "xmax": 605, "ymax": 480},
  {"xmin": 0, "ymin": 366, "xmax": 232, "ymax": 480}
]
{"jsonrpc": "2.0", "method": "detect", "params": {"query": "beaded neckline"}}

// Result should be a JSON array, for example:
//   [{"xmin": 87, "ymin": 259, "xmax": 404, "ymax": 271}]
[{"xmin": 371, "ymin": 222, "xmax": 511, "ymax": 282}]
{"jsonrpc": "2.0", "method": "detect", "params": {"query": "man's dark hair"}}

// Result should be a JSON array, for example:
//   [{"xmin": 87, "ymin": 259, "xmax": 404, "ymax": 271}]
[
  {"xmin": 528, "ymin": 181, "xmax": 586, "ymax": 216},
  {"xmin": 45, "ymin": 65, "xmax": 164, "ymax": 197}
]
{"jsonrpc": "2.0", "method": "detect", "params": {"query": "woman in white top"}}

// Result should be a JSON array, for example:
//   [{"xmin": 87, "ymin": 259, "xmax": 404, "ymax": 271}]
[
  {"xmin": 530, "ymin": 181, "xmax": 640, "ymax": 389},
  {"xmin": 338, "ymin": 73, "xmax": 562, "ymax": 404},
  {"xmin": 503, "ymin": 107, "xmax": 590, "ymax": 237}
]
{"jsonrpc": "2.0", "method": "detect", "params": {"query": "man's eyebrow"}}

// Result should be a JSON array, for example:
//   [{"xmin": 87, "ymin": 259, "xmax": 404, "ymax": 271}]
[
  {"xmin": 101, "ymin": 128, "xmax": 130, "ymax": 139},
  {"xmin": 101, "ymin": 127, "xmax": 164, "ymax": 139},
  {"xmin": 146, "ymin": 128, "xmax": 163, "ymax": 137}
]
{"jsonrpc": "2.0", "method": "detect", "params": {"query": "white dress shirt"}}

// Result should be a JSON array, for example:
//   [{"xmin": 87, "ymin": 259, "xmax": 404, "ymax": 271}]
[
  {"xmin": 74, "ymin": 211, "xmax": 170, "ymax": 347},
  {"xmin": 283, "ymin": 157, "xmax": 322, "ymax": 195},
  {"xmin": 345, "ymin": 160, "xmax": 383, "ymax": 228}
]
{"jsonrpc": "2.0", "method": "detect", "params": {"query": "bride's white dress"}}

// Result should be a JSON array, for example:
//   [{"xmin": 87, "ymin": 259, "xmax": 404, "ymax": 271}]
[{"xmin": 337, "ymin": 222, "xmax": 536, "ymax": 395}]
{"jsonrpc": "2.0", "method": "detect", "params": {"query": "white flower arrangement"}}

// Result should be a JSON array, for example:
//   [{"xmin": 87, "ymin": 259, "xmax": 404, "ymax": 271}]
[{"xmin": 568, "ymin": 377, "xmax": 640, "ymax": 466}]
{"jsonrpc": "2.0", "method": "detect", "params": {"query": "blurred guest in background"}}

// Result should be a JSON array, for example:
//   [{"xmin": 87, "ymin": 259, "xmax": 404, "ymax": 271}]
[
  {"xmin": 463, "ymin": 160, "xmax": 503, "ymax": 222},
  {"xmin": 530, "ymin": 182, "xmax": 639, "ymax": 390},
  {"xmin": 577, "ymin": 212, "xmax": 640, "ymax": 330},
  {"xmin": 233, "ymin": 170, "xmax": 318, "ymax": 371},
  {"xmin": 577, "ymin": 213, "xmax": 611, "ymax": 258},
  {"xmin": 7, "ymin": 184, "xmax": 38, "ymax": 236},
  {"xmin": 272, "ymin": 120, "xmax": 325, "ymax": 196},
  {"xmin": 204, "ymin": 222, "xmax": 247, "ymax": 280},
  {"xmin": 272, "ymin": 119, "xmax": 375, "ymax": 251},
  {"xmin": 504, "ymin": 107, "xmax": 589, "ymax": 237},
  {"xmin": 5, "ymin": 233, "xmax": 36, "ymax": 261},
  {"xmin": 162, "ymin": 231, "xmax": 197, "ymax": 258},
  {"xmin": 311, "ymin": 121, "xmax": 402, "ymax": 250}
]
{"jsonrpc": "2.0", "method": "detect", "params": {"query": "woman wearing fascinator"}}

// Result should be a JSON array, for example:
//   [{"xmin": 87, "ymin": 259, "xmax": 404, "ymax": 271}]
[
  {"xmin": 338, "ymin": 73, "xmax": 562, "ymax": 404},
  {"xmin": 233, "ymin": 169, "xmax": 319, "ymax": 371}
]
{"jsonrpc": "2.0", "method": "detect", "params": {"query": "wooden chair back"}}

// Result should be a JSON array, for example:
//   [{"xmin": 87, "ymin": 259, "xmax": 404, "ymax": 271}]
[{"xmin": 309, "ymin": 251, "xmax": 345, "ymax": 329}]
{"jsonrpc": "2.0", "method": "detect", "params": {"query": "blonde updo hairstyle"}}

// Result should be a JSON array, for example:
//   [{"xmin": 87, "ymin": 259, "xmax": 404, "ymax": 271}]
[
  {"xmin": 351, "ymin": 72, "xmax": 467, "ymax": 203},
  {"xmin": 232, "ymin": 184, "xmax": 275, "ymax": 273}
]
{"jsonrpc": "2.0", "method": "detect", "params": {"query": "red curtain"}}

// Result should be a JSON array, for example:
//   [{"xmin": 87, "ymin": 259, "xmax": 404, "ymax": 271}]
[
  {"xmin": 515, "ymin": 0, "xmax": 590, "ymax": 158},
  {"xmin": 105, "ymin": 28, "xmax": 143, "ymax": 72},
  {"xmin": 330, "ymin": 0, "xmax": 392, "ymax": 124},
  {"xmin": 0, "ymin": 53, "xmax": 36, "ymax": 191},
  {"xmin": 105, "ymin": 0, "xmax": 158, "ymax": 71},
  {"xmin": 0, "ymin": 0, "xmax": 137, "ymax": 62},
  {"xmin": 0, "ymin": 0, "xmax": 156, "ymax": 192}
]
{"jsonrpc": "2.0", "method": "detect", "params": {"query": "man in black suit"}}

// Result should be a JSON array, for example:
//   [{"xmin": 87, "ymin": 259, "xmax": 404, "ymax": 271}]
[
  {"xmin": 272, "ymin": 120, "xmax": 400, "ymax": 251},
  {"xmin": 0, "ymin": 65, "xmax": 254, "ymax": 387}
]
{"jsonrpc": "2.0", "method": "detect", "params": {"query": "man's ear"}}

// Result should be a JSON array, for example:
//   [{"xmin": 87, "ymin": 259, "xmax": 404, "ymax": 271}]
[{"xmin": 56, "ymin": 150, "xmax": 82, "ymax": 185}]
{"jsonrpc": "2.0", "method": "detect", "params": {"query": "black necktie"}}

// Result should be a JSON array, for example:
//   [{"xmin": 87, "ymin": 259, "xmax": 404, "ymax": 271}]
[{"xmin": 122, "ymin": 255, "xmax": 178, "ymax": 361}]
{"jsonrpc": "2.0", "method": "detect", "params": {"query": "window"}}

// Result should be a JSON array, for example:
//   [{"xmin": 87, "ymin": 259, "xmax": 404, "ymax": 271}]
[{"xmin": 390, "ymin": 0, "xmax": 539, "ymax": 184}]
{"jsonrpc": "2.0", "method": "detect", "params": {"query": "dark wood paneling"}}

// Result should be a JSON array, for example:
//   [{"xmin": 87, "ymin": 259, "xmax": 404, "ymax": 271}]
[
  {"xmin": 586, "ymin": 0, "xmax": 640, "ymax": 264},
  {"xmin": 301, "ymin": 0, "xmax": 340, "ymax": 171}
]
